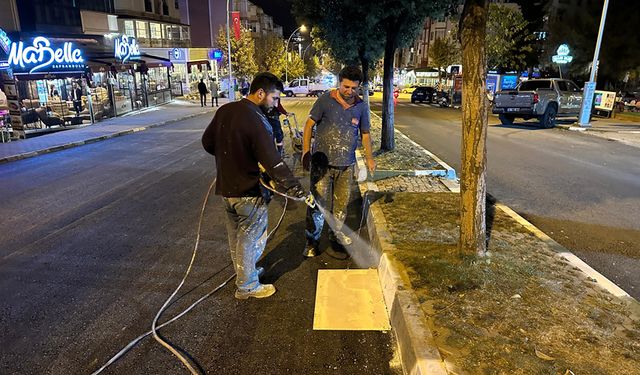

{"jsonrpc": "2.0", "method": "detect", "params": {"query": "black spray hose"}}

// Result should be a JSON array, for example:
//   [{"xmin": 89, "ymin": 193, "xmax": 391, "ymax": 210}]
[
  {"xmin": 258, "ymin": 176, "xmax": 316, "ymax": 209},
  {"xmin": 92, "ymin": 176, "xmax": 296, "ymax": 375}
]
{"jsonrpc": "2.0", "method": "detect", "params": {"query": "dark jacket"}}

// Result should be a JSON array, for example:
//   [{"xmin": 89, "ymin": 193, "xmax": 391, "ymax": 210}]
[
  {"xmin": 202, "ymin": 99, "xmax": 299, "ymax": 197},
  {"xmin": 198, "ymin": 82, "xmax": 208, "ymax": 95},
  {"xmin": 72, "ymin": 88, "xmax": 82, "ymax": 102}
]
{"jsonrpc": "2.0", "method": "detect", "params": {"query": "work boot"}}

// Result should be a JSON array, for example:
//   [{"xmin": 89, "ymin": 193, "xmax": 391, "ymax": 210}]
[
  {"xmin": 303, "ymin": 241, "xmax": 318, "ymax": 258},
  {"xmin": 235, "ymin": 284, "xmax": 276, "ymax": 300}
]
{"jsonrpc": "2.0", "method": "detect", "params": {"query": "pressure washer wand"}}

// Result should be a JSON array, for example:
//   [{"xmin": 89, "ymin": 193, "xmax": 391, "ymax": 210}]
[
  {"xmin": 258, "ymin": 176, "xmax": 315, "ymax": 208},
  {"xmin": 303, "ymin": 193, "xmax": 316, "ymax": 208}
]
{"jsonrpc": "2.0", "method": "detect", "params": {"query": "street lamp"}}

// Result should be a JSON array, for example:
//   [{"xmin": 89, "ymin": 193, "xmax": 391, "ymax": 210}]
[{"xmin": 285, "ymin": 24, "xmax": 306, "ymax": 84}]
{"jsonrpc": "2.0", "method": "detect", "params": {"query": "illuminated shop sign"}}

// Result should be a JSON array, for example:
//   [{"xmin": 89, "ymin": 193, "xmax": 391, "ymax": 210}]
[
  {"xmin": 114, "ymin": 35, "xmax": 140, "ymax": 63},
  {"xmin": 7, "ymin": 37, "xmax": 85, "ymax": 73},
  {"xmin": 0, "ymin": 28, "xmax": 10, "ymax": 54},
  {"xmin": 552, "ymin": 44, "xmax": 573, "ymax": 64},
  {"xmin": 209, "ymin": 49, "xmax": 223, "ymax": 60}
]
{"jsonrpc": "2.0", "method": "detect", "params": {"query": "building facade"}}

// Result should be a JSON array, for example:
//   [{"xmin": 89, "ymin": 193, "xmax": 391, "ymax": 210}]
[
  {"xmin": 181, "ymin": 0, "xmax": 283, "ymax": 49},
  {"xmin": 0, "ymin": 0, "xmax": 190, "ymax": 139}
]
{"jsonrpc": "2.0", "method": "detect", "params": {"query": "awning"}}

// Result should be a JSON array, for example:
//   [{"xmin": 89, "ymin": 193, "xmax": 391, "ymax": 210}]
[{"xmin": 86, "ymin": 52, "xmax": 172, "ymax": 72}]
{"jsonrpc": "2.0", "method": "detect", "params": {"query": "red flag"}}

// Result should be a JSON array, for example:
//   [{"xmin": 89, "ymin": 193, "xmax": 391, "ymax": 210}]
[{"xmin": 232, "ymin": 11, "xmax": 241, "ymax": 40}]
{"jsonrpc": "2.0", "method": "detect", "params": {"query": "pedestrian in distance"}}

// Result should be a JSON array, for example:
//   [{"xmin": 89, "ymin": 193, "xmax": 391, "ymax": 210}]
[
  {"xmin": 240, "ymin": 80, "xmax": 250, "ymax": 98},
  {"xmin": 198, "ymin": 79, "xmax": 208, "ymax": 107},
  {"xmin": 301, "ymin": 65, "xmax": 376, "ymax": 259},
  {"xmin": 202, "ymin": 72, "xmax": 306, "ymax": 300},
  {"xmin": 210, "ymin": 78, "xmax": 219, "ymax": 107},
  {"xmin": 71, "ymin": 82, "xmax": 83, "ymax": 116},
  {"xmin": 393, "ymin": 86, "xmax": 399, "ymax": 108}
]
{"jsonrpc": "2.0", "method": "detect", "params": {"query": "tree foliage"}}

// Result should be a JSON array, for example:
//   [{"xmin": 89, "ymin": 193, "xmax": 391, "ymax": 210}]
[
  {"xmin": 485, "ymin": 4, "xmax": 535, "ymax": 71},
  {"xmin": 293, "ymin": 0, "xmax": 452, "ymax": 150},
  {"xmin": 429, "ymin": 35, "xmax": 460, "ymax": 71},
  {"xmin": 287, "ymin": 51, "xmax": 306, "ymax": 80},
  {"xmin": 254, "ymin": 32, "xmax": 287, "ymax": 79},
  {"xmin": 216, "ymin": 26, "xmax": 258, "ymax": 80},
  {"xmin": 304, "ymin": 54, "xmax": 321, "ymax": 78},
  {"xmin": 545, "ymin": 0, "xmax": 640, "ymax": 88}
]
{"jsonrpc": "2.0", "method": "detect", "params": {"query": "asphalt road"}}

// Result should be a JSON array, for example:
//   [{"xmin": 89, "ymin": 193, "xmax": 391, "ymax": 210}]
[
  {"xmin": 366, "ymin": 96, "xmax": 640, "ymax": 300},
  {"xmin": 0, "ymin": 112, "xmax": 400, "ymax": 374}
]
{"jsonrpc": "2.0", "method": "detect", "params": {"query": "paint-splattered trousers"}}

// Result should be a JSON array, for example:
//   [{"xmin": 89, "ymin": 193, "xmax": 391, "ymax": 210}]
[
  {"xmin": 305, "ymin": 163, "xmax": 354, "ymax": 246},
  {"xmin": 223, "ymin": 196, "xmax": 268, "ymax": 292}
]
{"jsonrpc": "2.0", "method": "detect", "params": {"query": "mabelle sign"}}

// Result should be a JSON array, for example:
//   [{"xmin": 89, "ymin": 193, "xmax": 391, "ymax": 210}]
[
  {"xmin": 7, "ymin": 36, "xmax": 85, "ymax": 73},
  {"xmin": 114, "ymin": 35, "xmax": 140, "ymax": 63}
]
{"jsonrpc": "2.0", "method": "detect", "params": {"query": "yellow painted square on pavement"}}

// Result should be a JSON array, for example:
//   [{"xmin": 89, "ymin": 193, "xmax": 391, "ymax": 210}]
[{"xmin": 313, "ymin": 269, "xmax": 391, "ymax": 331}]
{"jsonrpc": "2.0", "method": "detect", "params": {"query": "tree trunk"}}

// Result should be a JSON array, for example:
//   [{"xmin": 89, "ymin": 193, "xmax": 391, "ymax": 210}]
[
  {"xmin": 459, "ymin": 0, "xmax": 489, "ymax": 257},
  {"xmin": 359, "ymin": 53, "xmax": 371, "ymax": 130},
  {"xmin": 381, "ymin": 33, "xmax": 396, "ymax": 151}
]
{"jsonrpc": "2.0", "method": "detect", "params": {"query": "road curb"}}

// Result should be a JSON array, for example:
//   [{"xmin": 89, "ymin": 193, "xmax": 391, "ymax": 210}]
[
  {"xmin": 494, "ymin": 203, "xmax": 637, "ymax": 303},
  {"xmin": 355, "ymin": 153, "xmax": 449, "ymax": 375},
  {"xmin": 0, "ymin": 109, "xmax": 213, "ymax": 165},
  {"xmin": 356, "ymin": 117, "xmax": 638, "ymax": 373}
]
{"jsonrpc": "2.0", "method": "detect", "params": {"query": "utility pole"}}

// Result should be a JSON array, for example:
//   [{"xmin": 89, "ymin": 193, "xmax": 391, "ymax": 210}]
[{"xmin": 578, "ymin": 0, "xmax": 610, "ymax": 127}]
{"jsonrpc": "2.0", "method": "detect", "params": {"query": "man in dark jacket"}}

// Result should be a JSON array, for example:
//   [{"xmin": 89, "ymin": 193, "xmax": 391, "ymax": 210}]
[
  {"xmin": 71, "ymin": 82, "xmax": 83, "ymax": 116},
  {"xmin": 202, "ymin": 72, "xmax": 306, "ymax": 299},
  {"xmin": 264, "ymin": 97, "xmax": 288, "ymax": 155},
  {"xmin": 197, "ymin": 79, "xmax": 208, "ymax": 107}
]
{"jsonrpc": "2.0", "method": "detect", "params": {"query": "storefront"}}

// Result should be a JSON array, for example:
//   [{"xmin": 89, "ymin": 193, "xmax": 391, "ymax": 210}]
[
  {"xmin": 140, "ymin": 47, "xmax": 221, "ymax": 96},
  {"xmin": 0, "ymin": 31, "xmax": 173, "ymax": 139},
  {"xmin": 413, "ymin": 69, "xmax": 445, "ymax": 88}
]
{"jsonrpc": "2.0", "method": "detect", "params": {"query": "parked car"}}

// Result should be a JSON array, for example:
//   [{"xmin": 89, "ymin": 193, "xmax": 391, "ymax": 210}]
[
  {"xmin": 357, "ymin": 86, "xmax": 375, "ymax": 97},
  {"xmin": 492, "ymin": 78, "xmax": 583, "ymax": 128},
  {"xmin": 402, "ymin": 84, "xmax": 420, "ymax": 94},
  {"xmin": 411, "ymin": 86, "xmax": 435, "ymax": 103},
  {"xmin": 374, "ymin": 83, "xmax": 383, "ymax": 92},
  {"xmin": 283, "ymin": 79, "xmax": 331, "ymax": 97}
]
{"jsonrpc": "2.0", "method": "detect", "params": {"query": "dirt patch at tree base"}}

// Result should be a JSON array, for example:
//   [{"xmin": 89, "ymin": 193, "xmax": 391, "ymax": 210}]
[{"xmin": 378, "ymin": 192, "xmax": 640, "ymax": 375}]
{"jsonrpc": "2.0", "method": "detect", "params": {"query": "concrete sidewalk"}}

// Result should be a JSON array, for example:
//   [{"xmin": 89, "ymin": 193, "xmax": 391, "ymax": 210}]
[
  {"xmin": 557, "ymin": 117, "xmax": 640, "ymax": 148},
  {"xmin": 0, "ymin": 99, "xmax": 224, "ymax": 164}
]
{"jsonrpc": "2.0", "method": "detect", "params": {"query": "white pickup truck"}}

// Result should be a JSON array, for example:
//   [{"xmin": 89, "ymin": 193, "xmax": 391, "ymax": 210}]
[
  {"xmin": 283, "ymin": 79, "xmax": 331, "ymax": 97},
  {"xmin": 493, "ymin": 78, "xmax": 583, "ymax": 128}
]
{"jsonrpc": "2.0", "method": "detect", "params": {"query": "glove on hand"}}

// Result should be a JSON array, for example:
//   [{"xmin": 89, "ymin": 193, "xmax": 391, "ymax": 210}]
[{"xmin": 286, "ymin": 184, "xmax": 307, "ymax": 200}]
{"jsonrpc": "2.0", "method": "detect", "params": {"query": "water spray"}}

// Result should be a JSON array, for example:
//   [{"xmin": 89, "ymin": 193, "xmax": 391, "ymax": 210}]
[{"xmin": 93, "ymin": 168, "xmax": 370, "ymax": 374}]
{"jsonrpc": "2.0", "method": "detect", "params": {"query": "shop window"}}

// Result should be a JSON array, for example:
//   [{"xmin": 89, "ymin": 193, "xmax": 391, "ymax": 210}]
[
  {"xmin": 136, "ymin": 21, "xmax": 149, "ymax": 38},
  {"xmin": 165, "ymin": 25, "xmax": 173, "ymax": 39},
  {"xmin": 150, "ymin": 23, "xmax": 162, "ymax": 39},
  {"xmin": 144, "ymin": 0, "xmax": 152, "ymax": 12},
  {"xmin": 124, "ymin": 21, "xmax": 135, "ymax": 37}
]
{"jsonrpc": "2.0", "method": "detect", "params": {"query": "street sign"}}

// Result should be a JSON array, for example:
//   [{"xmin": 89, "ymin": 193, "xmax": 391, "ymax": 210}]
[{"xmin": 594, "ymin": 90, "xmax": 616, "ymax": 111}]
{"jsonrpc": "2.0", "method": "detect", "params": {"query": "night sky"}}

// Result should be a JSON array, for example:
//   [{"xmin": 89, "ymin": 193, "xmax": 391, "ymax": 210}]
[{"xmin": 249, "ymin": 0, "xmax": 297, "ymax": 35}]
